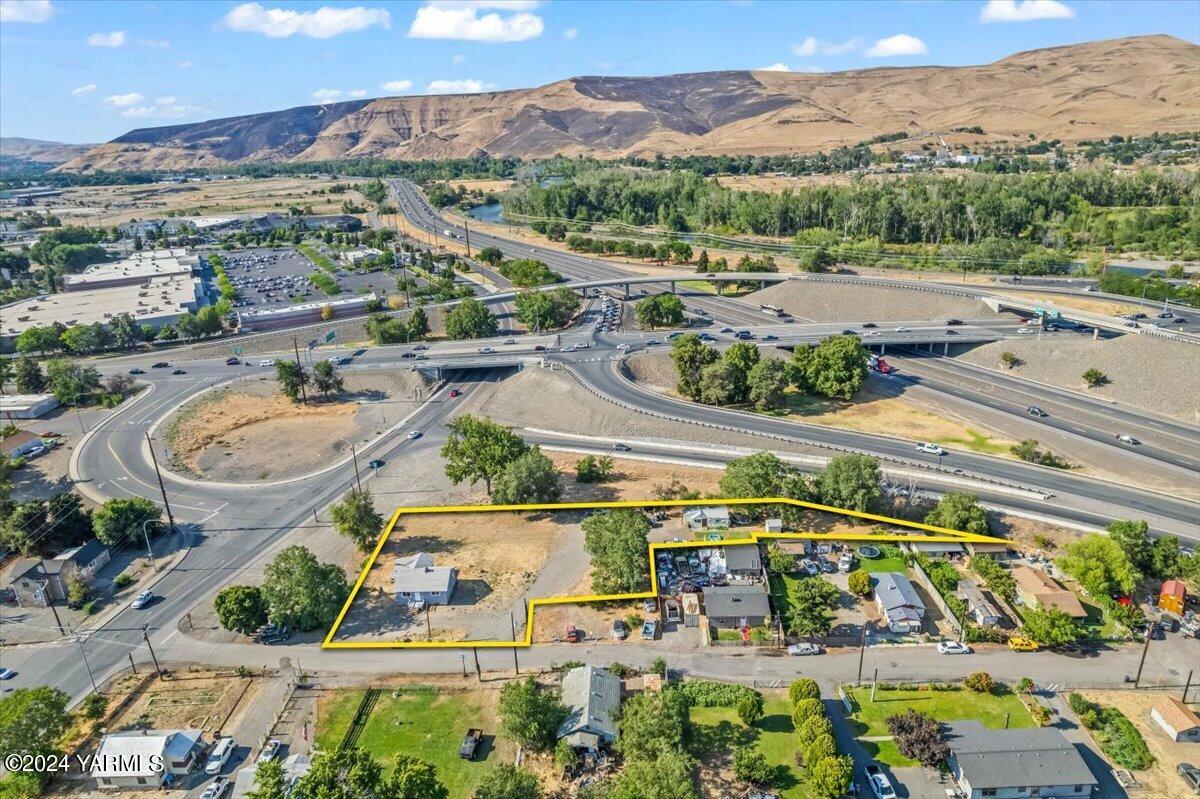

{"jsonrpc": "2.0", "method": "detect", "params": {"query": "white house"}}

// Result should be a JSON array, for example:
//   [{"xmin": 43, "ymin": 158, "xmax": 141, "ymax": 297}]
[
  {"xmin": 873, "ymin": 572, "xmax": 926, "ymax": 634},
  {"xmin": 392, "ymin": 552, "xmax": 457, "ymax": 608},
  {"xmin": 91, "ymin": 729, "xmax": 204, "ymax": 789},
  {"xmin": 683, "ymin": 506, "xmax": 730, "ymax": 532},
  {"xmin": 1150, "ymin": 696, "xmax": 1200, "ymax": 742}
]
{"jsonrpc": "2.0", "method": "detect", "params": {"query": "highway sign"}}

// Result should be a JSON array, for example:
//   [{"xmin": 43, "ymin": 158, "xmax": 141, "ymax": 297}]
[
  {"xmin": 307, "ymin": 339, "xmax": 318, "ymax": 350},
  {"xmin": 325, "ymin": 330, "xmax": 337, "ymax": 342},
  {"xmin": 232, "ymin": 346, "xmax": 243, "ymax": 355}
]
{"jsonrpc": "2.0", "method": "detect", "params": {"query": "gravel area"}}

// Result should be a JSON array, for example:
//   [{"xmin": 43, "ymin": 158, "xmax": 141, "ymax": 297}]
[
  {"xmin": 959, "ymin": 335, "xmax": 1200, "ymax": 423},
  {"xmin": 748, "ymin": 280, "xmax": 995, "ymax": 322}
]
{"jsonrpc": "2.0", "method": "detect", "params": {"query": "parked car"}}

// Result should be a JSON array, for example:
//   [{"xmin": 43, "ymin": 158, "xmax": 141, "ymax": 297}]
[
  {"xmin": 800, "ymin": 559, "xmax": 820, "ymax": 576},
  {"xmin": 200, "ymin": 776, "xmax": 229, "ymax": 799},
  {"xmin": 1178, "ymin": 762, "xmax": 1200, "ymax": 795},
  {"xmin": 1008, "ymin": 636, "xmax": 1039, "ymax": 652},
  {"xmin": 864, "ymin": 764, "xmax": 896, "ymax": 799},
  {"xmin": 257, "ymin": 740, "xmax": 282, "ymax": 763},
  {"xmin": 205, "ymin": 738, "xmax": 235, "ymax": 775},
  {"xmin": 787, "ymin": 643, "xmax": 822, "ymax": 656},
  {"xmin": 459, "ymin": 728, "xmax": 483, "ymax": 760},
  {"xmin": 643, "ymin": 597, "xmax": 659, "ymax": 614},
  {"xmin": 937, "ymin": 641, "xmax": 972, "ymax": 655},
  {"xmin": 838, "ymin": 553, "xmax": 854, "ymax": 573},
  {"xmin": 611, "ymin": 619, "xmax": 629, "ymax": 640},
  {"xmin": 641, "ymin": 620, "xmax": 658, "ymax": 640},
  {"xmin": 817, "ymin": 556, "xmax": 836, "ymax": 574}
]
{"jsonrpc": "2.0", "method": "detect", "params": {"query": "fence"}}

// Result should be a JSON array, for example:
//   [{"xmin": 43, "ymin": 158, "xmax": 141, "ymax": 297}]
[{"xmin": 909, "ymin": 557, "xmax": 965, "ymax": 638}]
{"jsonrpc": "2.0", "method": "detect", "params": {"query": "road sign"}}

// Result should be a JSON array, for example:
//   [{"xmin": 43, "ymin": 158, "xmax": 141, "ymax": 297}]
[
  {"xmin": 325, "ymin": 330, "xmax": 336, "ymax": 343},
  {"xmin": 232, "ymin": 346, "xmax": 243, "ymax": 356},
  {"xmin": 307, "ymin": 339, "xmax": 318, "ymax": 350}
]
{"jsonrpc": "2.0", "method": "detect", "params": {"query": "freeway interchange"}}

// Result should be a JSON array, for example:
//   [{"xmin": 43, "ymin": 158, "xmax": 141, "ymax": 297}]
[{"xmin": 3, "ymin": 179, "xmax": 1197, "ymax": 706}]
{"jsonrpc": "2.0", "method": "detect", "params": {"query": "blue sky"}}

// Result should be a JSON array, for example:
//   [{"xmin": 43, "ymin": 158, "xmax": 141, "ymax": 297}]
[{"xmin": 1, "ymin": 0, "xmax": 1197, "ymax": 143}]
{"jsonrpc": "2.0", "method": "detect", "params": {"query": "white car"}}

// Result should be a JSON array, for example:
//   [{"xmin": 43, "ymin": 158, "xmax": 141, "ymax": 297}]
[
  {"xmin": 131, "ymin": 591, "xmax": 154, "ymax": 609},
  {"xmin": 916, "ymin": 442, "xmax": 947, "ymax": 456},
  {"xmin": 406, "ymin": 430, "xmax": 422, "ymax": 440},
  {"xmin": 561, "ymin": 345, "xmax": 577, "ymax": 352},
  {"xmin": 1018, "ymin": 327, "xmax": 1034, "ymax": 334},
  {"xmin": 894, "ymin": 326, "xmax": 911, "ymax": 333},
  {"xmin": 787, "ymin": 642, "xmax": 823, "ymax": 656},
  {"xmin": 838, "ymin": 553, "xmax": 854, "ymax": 573},
  {"xmin": 1116, "ymin": 434, "xmax": 1140, "ymax": 445},
  {"xmin": 259, "ymin": 359, "xmax": 276, "ymax": 366},
  {"xmin": 937, "ymin": 641, "xmax": 972, "ymax": 655},
  {"xmin": 257, "ymin": 739, "xmax": 282, "ymax": 763},
  {"xmin": 477, "ymin": 347, "xmax": 495, "ymax": 354},
  {"xmin": 200, "ymin": 777, "xmax": 229, "ymax": 799},
  {"xmin": 0, "ymin": 668, "xmax": 15, "ymax": 680},
  {"xmin": 25, "ymin": 445, "xmax": 46, "ymax": 458}
]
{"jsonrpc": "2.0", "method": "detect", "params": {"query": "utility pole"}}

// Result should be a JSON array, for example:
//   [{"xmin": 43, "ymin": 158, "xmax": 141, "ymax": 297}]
[
  {"xmin": 473, "ymin": 647, "xmax": 482, "ymax": 682},
  {"xmin": 38, "ymin": 563, "xmax": 65, "ymax": 634},
  {"xmin": 350, "ymin": 443, "xmax": 362, "ymax": 491},
  {"xmin": 128, "ymin": 652, "xmax": 137, "ymax": 675},
  {"xmin": 145, "ymin": 432, "xmax": 178, "ymax": 534},
  {"xmin": 856, "ymin": 623, "xmax": 868, "ymax": 684},
  {"xmin": 509, "ymin": 612, "xmax": 519, "ymax": 676},
  {"xmin": 1134, "ymin": 631, "xmax": 1153, "ymax": 688},
  {"xmin": 76, "ymin": 636, "xmax": 98, "ymax": 692},
  {"xmin": 1183, "ymin": 669, "xmax": 1193, "ymax": 704},
  {"xmin": 142, "ymin": 625, "xmax": 162, "ymax": 677},
  {"xmin": 463, "ymin": 219, "xmax": 472, "ymax": 257},
  {"xmin": 291, "ymin": 335, "xmax": 308, "ymax": 405}
]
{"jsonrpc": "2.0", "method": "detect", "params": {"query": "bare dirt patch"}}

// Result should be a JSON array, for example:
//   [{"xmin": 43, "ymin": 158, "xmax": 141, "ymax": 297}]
[
  {"xmin": 164, "ymin": 371, "xmax": 431, "ymax": 481},
  {"xmin": 99, "ymin": 669, "xmax": 259, "ymax": 736},
  {"xmin": 450, "ymin": 178, "xmax": 515, "ymax": 194},
  {"xmin": 748, "ymin": 280, "xmax": 996, "ymax": 322},
  {"xmin": 993, "ymin": 291, "xmax": 1142, "ymax": 317},
  {"xmin": 545, "ymin": 451, "xmax": 724, "ymax": 503}
]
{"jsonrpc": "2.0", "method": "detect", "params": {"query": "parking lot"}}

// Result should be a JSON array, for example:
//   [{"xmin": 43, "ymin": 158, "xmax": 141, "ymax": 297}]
[{"xmin": 220, "ymin": 246, "xmax": 396, "ymax": 309}]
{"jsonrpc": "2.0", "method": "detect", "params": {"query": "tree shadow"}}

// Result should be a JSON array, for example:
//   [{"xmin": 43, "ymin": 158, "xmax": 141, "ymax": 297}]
[
  {"xmin": 448, "ymin": 579, "xmax": 493, "ymax": 607},
  {"xmin": 391, "ymin": 535, "xmax": 465, "ymax": 556},
  {"xmin": 687, "ymin": 719, "xmax": 756, "ymax": 758}
]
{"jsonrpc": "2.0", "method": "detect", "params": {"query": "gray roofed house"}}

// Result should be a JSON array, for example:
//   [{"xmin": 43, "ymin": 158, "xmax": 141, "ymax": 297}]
[
  {"xmin": 557, "ymin": 666, "xmax": 621, "ymax": 752},
  {"xmin": 944, "ymin": 721, "xmax": 1098, "ymax": 799},
  {"xmin": 703, "ymin": 585, "xmax": 771, "ymax": 629},
  {"xmin": 873, "ymin": 572, "xmax": 926, "ymax": 634},
  {"xmin": 960, "ymin": 583, "xmax": 1001, "ymax": 627},
  {"xmin": 392, "ymin": 552, "xmax": 457, "ymax": 607},
  {"xmin": 683, "ymin": 505, "xmax": 730, "ymax": 531}
]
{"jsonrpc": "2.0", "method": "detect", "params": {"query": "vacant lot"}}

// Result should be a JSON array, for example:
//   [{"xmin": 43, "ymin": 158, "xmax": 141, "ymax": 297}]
[
  {"xmin": 1075, "ymin": 690, "xmax": 1197, "ymax": 798},
  {"xmin": 316, "ymin": 686, "xmax": 519, "ymax": 799},
  {"xmin": 53, "ymin": 176, "xmax": 364, "ymax": 227},
  {"xmin": 100, "ymin": 670, "xmax": 258, "ymax": 736},
  {"xmin": 960, "ymin": 335, "xmax": 1200, "ymax": 423},
  {"xmin": 544, "ymin": 451, "xmax": 724, "ymax": 503},
  {"xmin": 691, "ymin": 695, "xmax": 809, "ymax": 799},
  {"xmin": 748, "ymin": 280, "xmax": 997, "ymax": 322},
  {"xmin": 164, "ymin": 370, "xmax": 430, "ymax": 481}
]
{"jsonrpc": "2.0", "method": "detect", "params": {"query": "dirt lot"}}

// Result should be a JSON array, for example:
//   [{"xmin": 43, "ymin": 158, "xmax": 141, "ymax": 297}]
[
  {"xmin": 959, "ymin": 335, "xmax": 1200, "ymax": 423},
  {"xmin": 545, "ymin": 451, "xmax": 724, "ymax": 502},
  {"xmin": 747, "ymin": 280, "xmax": 997, "ymax": 322},
  {"xmin": 52, "ymin": 177, "xmax": 365, "ymax": 227},
  {"xmin": 450, "ymin": 178, "xmax": 515, "ymax": 194},
  {"xmin": 993, "ymin": 291, "xmax": 1142, "ymax": 317},
  {"xmin": 95, "ymin": 669, "xmax": 259, "ymax": 737},
  {"xmin": 163, "ymin": 370, "xmax": 431, "ymax": 481},
  {"xmin": 1077, "ymin": 690, "xmax": 1199, "ymax": 799}
]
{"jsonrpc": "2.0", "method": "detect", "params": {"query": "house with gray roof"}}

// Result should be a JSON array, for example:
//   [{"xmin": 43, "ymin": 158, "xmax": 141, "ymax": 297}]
[
  {"xmin": 872, "ymin": 572, "xmax": 926, "ymax": 633},
  {"xmin": 391, "ymin": 552, "xmax": 457, "ymax": 608},
  {"xmin": 944, "ymin": 721, "xmax": 1097, "ymax": 799},
  {"xmin": 703, "ymin": 585, "xmax": 771, "ymax": 629},
  {"xmin": 557, "ymin": 666, "xmax": 620, "ymax": 753}
]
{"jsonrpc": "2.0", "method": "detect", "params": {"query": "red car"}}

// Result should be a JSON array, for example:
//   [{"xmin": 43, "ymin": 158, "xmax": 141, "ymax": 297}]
[{"xmin": 448, "ymin": 389, "xmax": 461, "ymax": 398}]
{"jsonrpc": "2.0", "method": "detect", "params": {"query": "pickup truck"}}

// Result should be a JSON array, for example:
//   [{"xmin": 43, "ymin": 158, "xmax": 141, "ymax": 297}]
[
  {"xmin": 864, "ymin": 764, "xmax": 896, "ymax": 799},
  {"xmin": 459, "ymin": 728, "xmax": 483, "ymax": 760}
]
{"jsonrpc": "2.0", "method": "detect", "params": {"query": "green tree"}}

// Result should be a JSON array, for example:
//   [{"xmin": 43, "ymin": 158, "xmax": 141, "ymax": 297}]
[
  {"xmin": 1082, "ymin": 368, "xmax": 1109, "ymax": 388},
  {"xmin": 498, "ymin": 258, "xmax": 559, "ymax": 287},
  {"xmin": 445, "ymin": 297, "xmax": 499, "ymax": 339},
  {"xmin": 788, "ymin": 678, "xmax": 821, "ymax": 705},
  {"xmin": 60, "ymin": 323, "xmax": 108, "ymax": 354},
  {"xmin": 407, "ymin": 306, "xmax": 431, "ymax": 339},
  {"xmin": 15, "ymin": 326, "xmax": 62, "ymax": 357},
  {"xmin": 670, "ymin": 334, "xmax": 718, "ymax": 400},
  {"xmin": 847, "ymin": 569, "xmax": 872, "ymax": 596},
  {"xmin": 809, "ymin": 754, "xmax": 854, "ymax": 798},
  {"xmin": 214, "ymin": 585, "xmax": 269, "ymax": 636},
  {"xmin": 1000, "ymin": 351, "xmax": 1019, "ymax": 369},
  {"xmin": 498, "ymin": 677, "xmax": 566, "ymax": 752},
  {"xmin": 924, "ymin": 492, "xmax": 990, "ymax": 536},
  {"xmin": 1150, "ymin": 535, "xmax": 1182, "ymax": 579},
  {"xmin": 292, "ymin": 747, "xmax": 383, "ymax": 799},
  {"xmin": 719, "ymin": 451, "xmax": 807, "ymax": 517},
  {"xmin": 474, "ymin": 765, "xmax": 543, "ymax": 799},
  {"xmin": 790, "ymin": 698, "xmax": 824, "ymax": 728},
  {"xmin": 14, "ymin": 358, "xmax": 46, "ymax": 394},
  {"xmin": 1058, "ymin": 534, "xmax": 1140, "ymax": 597},
  {"xmin": 732, "ymin": 748, "xmax": 774, "ymax": 785},
  {"xmin": 0, "ymin": 686, "xmax": 71, "ymax": 779},
  {"xmin": 606, "ymin": 750, "xmax": 698, "ymax": 799},
  {"xmin": 478, "ymin": 246, "xmax": 504, "ymax": 265},
  {"xmin": 747, "ymin": 358, "xmax": 789, "ymax": 410},
  {"xmin": 698, "ymin": 358, "xmax": 741, "ymax": 406},
  {"xmin": 636, "ymin": 293, "xmax": 685, "ymax": 329},
  {"xmin": 44, "ymin": 358, "xmax": 101, "ymax": 405},
  {"xmin": 785, "ymin": 576, "xmax": 841, "ymax": 638},
  {"xmin": 330, "ymin": 488, "xmax": 384, "ymax": 552},
  {"xmin": 765, "ymin": 542, "xmax": 797, "ymax": 575},
  {"xmin": 812, "ymin": 454, "xmax": 883, "ymax": 512},
  {"xmin": 311, "ymin": 361, "xmax": 345, "ymax": 398},
  {"xmin": 490, "ymin": 447, "xmax": 562, "ymax": 504},
  {"xmin": 575, "ymin": 455, "xmax": 614, "ymax": 483},
  {"xmin": 616, "ymin": 690, "xmax": 688, "ymax": 762},
  {"xmin": 736, "ymin": 692, "xmax": 765, "ymax": 726},
  {"xmin": 806, "ymin": 335, "xmax": 868, "ymax": 399},
  {"xmin": 246, "ymin": 757, "xmax": 286, "ymax": 799},
  {"xmin": 1106, "ymin": 519, "xmax": 1153, "ymax": 573},
  {"xmin": 441, "ymin": 414, "xmax": 529, "ymax": 494},
  {"xmin": 1021, "ymin": 606, "xmax": 1081, "ymax": 647},
  {"xmin": 91, "ymin": 497, "xmax": 160, "ymax": 548},
  {"xmin": 886, "ymin": 709, "xmax": 949, "ymax": 767},
  {"xmin": 261, "ymin": 546, "xmax": 350, "ymax": 632},
  {"xmin": 582, "ymin": 509, "xmax": 651, "ymax": 594},
  {"xmin": 274, "ymin": 360, "xmax": 310, "ymax": 403},
  {"xmin": 388, "ymin": 754, "xmax": 448, "ymax": 799}
]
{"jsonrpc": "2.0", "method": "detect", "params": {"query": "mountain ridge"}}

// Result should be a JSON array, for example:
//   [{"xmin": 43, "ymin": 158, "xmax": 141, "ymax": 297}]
[{"xmin": 57, "ymin": 35, "xmax": 1200, "ymax": 172}]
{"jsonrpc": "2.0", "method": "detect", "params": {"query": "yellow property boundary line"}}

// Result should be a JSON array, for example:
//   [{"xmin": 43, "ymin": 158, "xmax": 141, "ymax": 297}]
[{"xmin": 322, "ymin": 497, "xmax": 1009, "ymax": 650}]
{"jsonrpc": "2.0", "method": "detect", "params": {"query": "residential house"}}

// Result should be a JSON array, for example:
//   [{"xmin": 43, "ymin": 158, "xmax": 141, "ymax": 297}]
[
  {"xmin": 964, "ymin": 541, "xmax": 1013, "ymax": 559},
  {"xmin": 230, "ymin": 754, "xmax": 312, "ymax": 799},
  {"xmin": 873, "ymin": 572, "xmax": 926, "ymax": 634},
  {"xmin": 944, "ymin": 721, "xmax": 1097, "ymax": 799},
  {"xmin": 683, "ymin": 506, "xmax": 730, "ymax": 532},
  {"xmin": 557, "ymin": 666, "xmax": 621, "ymax": 753},
  {"xmin": 1, "ymin": 540, "xmax": 109, "ymax": 607},
  {"xmin": 1012, "ymin": 566, "xmax": 1087, "ymax": 619},
  {"xmin": 2, "ymin": 430, "xmax": 44, "ymax": 458},
  {"xmin": 391, "ymin": 552, "xmax": 457, "ymax": 608},
  {"xmin": 1150, "ymin": 696, "xmax": 1200, "ymax": 743},
  {"xmin": 961, "ymin": 584, "xmax": 1002, "ymax": 627},
  {"xmin": 91, "ymin": 729, "xmax": 205, "ymax": 789},
  {"xmin": 703, "ymin": 585, "xmax": 771, "ymax": 629},
  {"xmin": 1159, "ymin": 579, "xmax": 1187, "ymax": 615}
]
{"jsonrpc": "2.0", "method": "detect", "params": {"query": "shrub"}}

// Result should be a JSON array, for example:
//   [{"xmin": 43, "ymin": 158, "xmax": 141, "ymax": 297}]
[
  {"xmin": 112, "ymin": 573, "xmax": 133, "ymax": 589},
  {"xmin": 964, "ymin": 672, "xmax": 996, "ymax": 693},
  {"xmin": 736, "ymin": 693, "xmax": 765, "ymax": 726},
  {"xmin": 732, "ymin": 748, "xmax": 775, "ymax": 786},
  {"xmin": 673, "ymin": 680, "xmax": 762, "ymax": 708},
  {"xmin": 847, "ymin": 569, "xmax": 871, "ymax": 596},
  {"xmin": 791, "ymin": 697, "xmax": 825, "ymax": 728},
  {"xmin": 650, "ymin": 657, "xmax": 668, "ymax": 678},
  {"xmin": 81, "ymin": 692, "xmax": 108, "ymax": 720},
  {"xmin": 798, "ymin": 714, "xmax": 833, "ymax": 745},
  {"xmin": 804, "ymin": 732, "xmax": 837, "ymax": 765},
  {"xmin": 788, "ymin": 678, "xmax": 820, "ymax": 705}
]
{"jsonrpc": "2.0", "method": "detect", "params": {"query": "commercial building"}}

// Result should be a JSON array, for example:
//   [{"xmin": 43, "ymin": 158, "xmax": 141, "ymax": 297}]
[
  {"xmin": 238, "ymin": 293, "xmax": 376, "ymax": 332},
  {"xmin": 944, "ymin": 721, "xmax": 1098, "ymax": 799},
  {"xmin": 557, "ymin": 666, "xmax": 620, "ymax": 753},
  {"xmin": 91, "ymin": 729, "xmax": 205, "ymax": 789},
  {"xmin": 0, "ymin": 393, "xmax": 59, "ymax": 419},
  {"xmin": 341, "ymin": 246, "xmax": 382, "ymax": 266},
  {"xmin": 63, "ymin": 249, "xmax": 199, "ymax": 292}
]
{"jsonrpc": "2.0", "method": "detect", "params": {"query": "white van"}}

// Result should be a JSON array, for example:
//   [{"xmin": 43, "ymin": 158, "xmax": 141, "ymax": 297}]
[{"xmin": 205, "ymin": 737, "xmax": 235, "ymax": 775}]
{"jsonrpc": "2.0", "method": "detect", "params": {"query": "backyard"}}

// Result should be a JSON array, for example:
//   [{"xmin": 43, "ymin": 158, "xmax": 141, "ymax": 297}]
[
  {"xmin": 690, "ymin": 695, "xmax": 809, "ymax": 799},
  {"xmin": 316, "ymin": 686, "xmax": 511, "ymax": 798},
  {"xmin": 846, "ymin": 684, "xmax": 1036, "ymax": 766}
]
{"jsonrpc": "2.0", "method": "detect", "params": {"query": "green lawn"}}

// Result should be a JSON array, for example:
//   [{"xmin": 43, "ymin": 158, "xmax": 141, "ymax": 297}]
[
  {"xmin": 859, "ymin": 738, "xmax": 918, "ymax": 768},
  {"xmin": 299, "ymin": 242, "xmax": 338, "ymax": 273},
  {"xmin": 858, "ymin": 552, "xmax": 908, "ymax": 574},
  {"xmin": 690, "ymin": 698, "xmax": 810, "ymax": 799},
  {"xmin": 933, "ymin": 428, "xmax": 1012, "ymax": 456},
  {"xmin": 316, "ymin": 687, "xmax": 502, "ymax": 798},
  {"xmin": 847, "ymin": 686, "xmax": 1035, "ymax": 739}
]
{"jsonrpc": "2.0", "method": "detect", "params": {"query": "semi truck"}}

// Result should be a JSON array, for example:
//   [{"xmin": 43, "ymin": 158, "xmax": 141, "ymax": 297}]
[{"xmin": 867, "ymin": 354, "xmax": 894, "ymax": 374}]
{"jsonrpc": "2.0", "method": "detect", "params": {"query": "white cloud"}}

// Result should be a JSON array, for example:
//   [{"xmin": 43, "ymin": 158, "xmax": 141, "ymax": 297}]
[
  {"xmin": 409, "ymin": 2, "xmax": 543, "ymax": 42},
  {"xmin": 381, "ymin": 79, "xmax": 413, "ymax": 92},
  {"xmin": 452, "ymin": 53, "xmax": 466, "ymax": 64},
  {"xmin": 426, "ymin": 78, "xmax": 495, "ymax": 94},
  {"xmin": 222, "ymin": 3, "xmax": 391, "ymax": 39},
  {"xmin": 866, "ymin": 33, "xmax": 928, "ymax": 57},
  {"xmin": 980, "ymin": 0, "xmax": 1074, "ymax": 23},
  {"xmin": 792, "ymin": 36, "xmax": 863, "ymax": 57},
  {"xmin": 177, "ymin": 60, "xmax": 194, "ymax": 69},
  {"xmin": 0, "ymin": 0, "xmax": 54, "ymax": 23},
  {"xmin": 71, "ymin": 83, "xmax": 98, "ymax": 96},
  {"xmin": 312, "ymin": 88, "xmax": 344, "ymax": 102},
  {"xmin": 154, "ymin": 96, "xmax": 176, "ymax": 105},
  {"xmin": 121, "ymin": 102, "xmax": 199, "ymax": 119},
  {"xmin": 138, "ymin": 38, "xmax": 171, "ymax": 48},
  {"xmin": 87, "ymin": 30, "xmax": 127, "ymax": 48},
  {"xmin": 757, "ymin": 63, "xmax": 791, "ymax": 72},
  {"xmin": 104, "ymin": 92, "xmax": 145, "ymax": 107},
  {"xmin": 348, "ymin": 88, "xmax": 368, "ymax": 98},
  {"xmin": 563, "ymin": 27, "xmax": 578, "ymax": 40}
]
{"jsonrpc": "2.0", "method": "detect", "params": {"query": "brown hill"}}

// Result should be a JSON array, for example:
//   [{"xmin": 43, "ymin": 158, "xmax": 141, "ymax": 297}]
[
  {"xmin": 59, "ymin": 35, "xmax": 1200, "ymax": 172},
  {"xmin": 1, "ymin": 137, "xmax": 95, "ymax": 165}
]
